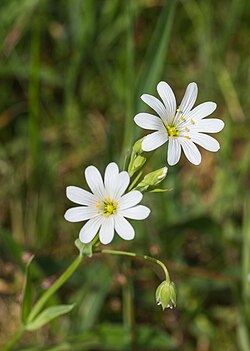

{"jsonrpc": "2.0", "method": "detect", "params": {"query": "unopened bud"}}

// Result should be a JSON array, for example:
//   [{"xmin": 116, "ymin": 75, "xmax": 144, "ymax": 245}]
[
  {"xmin": 128, "ymin": 138, "xmax": 147, "ymax": 176},
  {"xmin": 155, "ymin": 280, "xmax": 176, "ymax": 310},
  {"xmin": 136, "ymin": 167, "xmax": 168, "ymax": 192}
]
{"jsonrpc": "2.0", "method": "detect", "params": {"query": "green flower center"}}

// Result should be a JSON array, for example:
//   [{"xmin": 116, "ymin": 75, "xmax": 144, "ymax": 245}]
[{"xmin": 166, "ymin": 125, "xmax": 180, "ymax": 138}]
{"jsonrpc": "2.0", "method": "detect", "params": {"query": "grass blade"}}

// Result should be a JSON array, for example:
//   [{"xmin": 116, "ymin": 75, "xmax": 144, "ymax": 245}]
[{"xmin": 136, "ymin": 0, "xmax": 177, "ymax": 108}]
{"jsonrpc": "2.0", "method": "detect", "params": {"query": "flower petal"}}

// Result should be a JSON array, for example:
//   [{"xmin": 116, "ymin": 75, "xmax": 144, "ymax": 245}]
[
  {"xmin": 179, "ymin": 82, "xmax": 198, "ymax": 114},
  {"xmin": 99, "ymin": 217, "xmax": 114, "ymax": 245},
  {"xmin": 189, "ymin": 133, "xmax": 220, "ymax": 152},
  {"xmin": 134, "ymin": 113, "xmax": 165, "ymax": 130},
  {"xmin": 113, "ymin": 171, "xmax": 130, "ymax": 199},
  {"xmin": 192, "ymin": 119, "xmax": 225, "ymax": 133},
  {"xmin": 66, "ymin": 186, "xmax": 97, "ymax": 206},
  {"xmin": 119, "ymin": 190, "xmax": 143, "ymax": 210},
  {"xmin": 79, "ymin": 216, "xmax": 104, "ymax": 243},
  {"xmin": 185, "ymin": 102, "xmax": 217, "ymax": 121},
  {"xmin": 179, "ymin": 138, "xmax": 201, "ymax": 165},
  {"xmin": 141, "ymin": 94, "xmax": 167, "ymax": 120},
  {"xmin": 167, "ymin": 138, "xmax": 181, "ymax": 166},
  {"xmin": 114, "ymin": 215, "xmax": 135, "ymax": 240},
  {"xmin": 121, "ymin": 205, "xmax": 150, "ymax": 220},
  {"xmin": 64, "ymin": 207, "xmax": 98, "ymax": 222},
  {"xmin": 157, "ymin": 81, "xmax": 176, "ymax": 123},
  {"xmin": 85, "ymin": 165, "xmax": 105, "ymax": 199},
  {"xmin": 142, "ymin": 131, "xmax": 168, "ymax": 152},
  {"xmin": 104, "ymin": 162, "xmax": 119, "ymax": 199}
]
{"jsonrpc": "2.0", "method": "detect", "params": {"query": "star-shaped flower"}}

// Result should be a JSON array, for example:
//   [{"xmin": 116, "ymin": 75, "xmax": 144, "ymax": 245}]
[
  {"xmin": 64, "ymin": 162, "xmax": 150, "ymax": 245},
  {"xmin": 134, "ymin": 81, "xmax": 224, "ymax": 165}
]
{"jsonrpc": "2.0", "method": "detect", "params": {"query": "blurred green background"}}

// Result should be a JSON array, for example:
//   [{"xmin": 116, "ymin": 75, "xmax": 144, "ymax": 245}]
[{"xmin": 0, "ymin": 0, "xmax": 250, "ymax": 350}]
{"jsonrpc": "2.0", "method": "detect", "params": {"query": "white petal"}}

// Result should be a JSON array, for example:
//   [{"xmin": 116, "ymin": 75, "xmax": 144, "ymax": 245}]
[
  {"xmin": 104, "ymin": 162, "xmax": 119, "ymax": 198},
  {"xmin": 189, "ymin": 133, "xmax": 220, "ymax": 152},
  {"xmin": 113, "ymin": 171, "xmax": 130, "ymax": 199},
  {"xmin": 121, "ymin": 205, "xmax": 150, "ymax": 220},
  {"xmin": 141, "ymin": 94, "xmax": 167, "ymax": 120},
  {"xmin": 167, "ymin": 138, "xmax": 181, "ymax": 166},
  {"xmin": 179, "ymin": 138, "xmax": 201, "ymax": 165},
  {"xmin": 179, "ymin": 82, "xmax": 198, "ymax": 114},
  {"xmin": 99, "ymin": 217, "xmax": 114, "ymax": 245},
  {"xmin": 119, "ymin": 190, "xmax": 143, "ymax": 210},
  {"xmin": 134, "ymin": 113, "xmax": 165, "ymax": 130},
  {"xmin": 192, "ymin": 119, "xmax": 225, "ymax": 133},
  {"xmin": 114, "ymin": 215, "xmax": 135, "ymax": 240},
  {"xmin": 79, "ymin": 216, "xmax": 104, "ymax": 243},
  {"xmin": 64, "ymin": 206, "xmax": 97, "ymax": 222},
  {"xmin": 66, "ymin": 186, "xmax": 97, "ymax": 206},
  {"xmin": 185, "ymin": 102, "xmax": 217, "ymax": 121},
  {"xmin": 142, "ymin": 131, "xmax": 168, "ymax": 152},
  {"xmin": 157, "ymin": 81, "xmax": 176, "ymax": 123},
  {"xmin": 85, "ymin": 165, "xmax": 105, "ymax": 199}
]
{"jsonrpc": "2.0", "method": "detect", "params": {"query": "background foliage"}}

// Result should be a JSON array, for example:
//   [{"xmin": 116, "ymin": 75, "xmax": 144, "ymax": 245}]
[{"xmin": 0, "ymin": 0, "xmax": 250, "ymax": 350}]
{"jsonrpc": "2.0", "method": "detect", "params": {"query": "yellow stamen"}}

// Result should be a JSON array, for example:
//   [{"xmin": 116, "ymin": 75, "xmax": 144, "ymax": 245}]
[
  {"xmin": 176, "ymin": 107, "xmax": 181, "ymax": 113},
  {"xmin": 166, "ymin": 125, "xmax": 180, "ymax": 138},
  {"xmin": 184, "ymin": 135, "xmax": 190, "ymax": 139},
  {"xmin": 191, "ymin": 119, "xmax": 195, "ymax": 125},
  {"xmin": 102, "ymin": 199, "xmax": 118, "ymax": 216},
  {"xmin": 180, "ymin": 116, "xmax": 185, "ymax": 121},
  {"xmin": 185, "ymin": 127, "xmax": 189, "ymax": 132},
  {"xmin": 95, "ymin": 204, "xmax": 100, "ymax": 208}
]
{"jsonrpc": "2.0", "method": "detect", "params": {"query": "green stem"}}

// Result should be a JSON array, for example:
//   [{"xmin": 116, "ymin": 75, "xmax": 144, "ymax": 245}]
[
  {"xmin": 123, "ymin": 261, "xmax": 137, "ymax": 350},
  {"xmin": 2, "ymin": 326, "xmax": 25, "ymax": 351},
  {"xmin": 128, "ymin": 171, "xmax": 142, "ymax": 191},
  {"xmin": 94, "ymin": 249, "xmax": 170, "ymax": 281},
  {"xmin": 28, "ymin": 255, "xmax": 83, "ymax": 323}
]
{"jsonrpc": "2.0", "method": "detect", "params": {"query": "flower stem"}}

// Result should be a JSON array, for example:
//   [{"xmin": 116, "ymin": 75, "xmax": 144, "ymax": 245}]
[
  {"xmin": 93, "ymin": 249, "xmax": 170, "ymax": 281},
  {"xmin": 128, "ymin": 171, "xmax": 143, "ymax": 191},
  {"xmin": 122, "ymin": 261, "xmax": 137, "ymax": 350},
  {"xmin": 28, "ymin": 255, "xmax": 83, "ymax": 323},
  {"xmin": 2, "ymin": 326, "xmax": 25, "ymax": 351}
]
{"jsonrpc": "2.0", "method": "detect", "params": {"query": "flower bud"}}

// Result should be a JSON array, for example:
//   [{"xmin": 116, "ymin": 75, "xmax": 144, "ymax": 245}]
[
  {"xmin": 155, "ymin": 280, "xmax": 176, "ymax": 310},
  {"xmin": 128, "ymin": 138, "xmax": 147, "ymax": 176},
  {"xmin": 136, "ymin": 167, "xmax": 168, "ymax": 192}
]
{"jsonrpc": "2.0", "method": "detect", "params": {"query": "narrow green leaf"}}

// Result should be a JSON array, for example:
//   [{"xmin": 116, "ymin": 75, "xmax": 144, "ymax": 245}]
[
  {"xmin": 149, "ymin": 188, "xmax": 173, "ymax": 193},
  {"xmin": 26, "ymin": 304, "xmax": 75, "ymax": 331},
  {"xmin": 21, "ymin": 255, "xmax": 34, "ymax": 325},
  {"xmin": 136, "ymin": 0, "xmax": 177, "ymax": 108}
]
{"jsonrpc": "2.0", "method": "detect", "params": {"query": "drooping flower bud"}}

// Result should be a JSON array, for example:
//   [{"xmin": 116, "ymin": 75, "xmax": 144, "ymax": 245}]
[
  {"xmin": 128, "ymin": 138, "xmax": 147, "ymax": 177},
  {"xmin": 155, "ymin": 280, "xmax": 176, "ymax": 310},
  {"xmin": 136, "ymin": 167, "xmax": 168, "ymax": 192}
]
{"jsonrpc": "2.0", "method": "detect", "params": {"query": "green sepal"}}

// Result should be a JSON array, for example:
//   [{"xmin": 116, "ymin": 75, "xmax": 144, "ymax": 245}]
[
  {"xmin": 75, "ymin": 239, "xmax": 92, "ymax": 257},
  {"xmin": 21, "ymin": 255, "xmax": 34, "ymax": 325},
  {"xmin": 25, "ymin": 304, "xmax": 75, "ymax": 331}
]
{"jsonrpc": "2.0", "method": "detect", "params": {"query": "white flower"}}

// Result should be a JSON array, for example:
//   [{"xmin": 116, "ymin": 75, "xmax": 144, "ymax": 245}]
[
  {"xmin": 134, "ymin": 81, "xmax": 225, "ymax": 166},
  {"xmin": 64, "ymin": 162, "xmax": 150, "ymax": 245}
]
